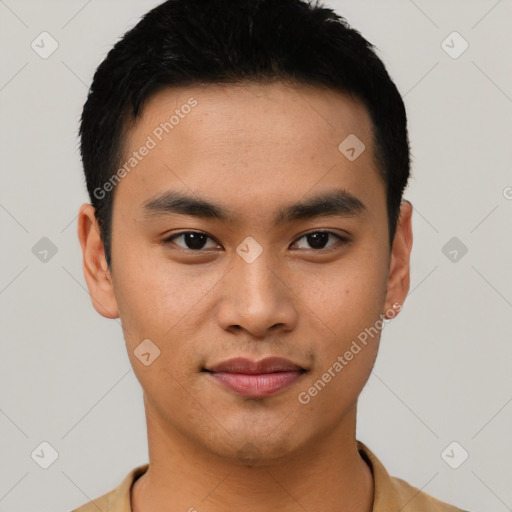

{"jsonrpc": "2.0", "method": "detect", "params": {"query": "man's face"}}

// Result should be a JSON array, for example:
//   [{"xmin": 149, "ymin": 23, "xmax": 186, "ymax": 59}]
[{"xmin": 81, "ymin": 82, "xmax": 410, "ymax": 464}]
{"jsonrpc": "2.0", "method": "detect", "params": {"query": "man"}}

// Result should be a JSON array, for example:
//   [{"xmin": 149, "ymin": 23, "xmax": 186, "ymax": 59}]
[{"xmin": 75, "ymin": 0, "xmax": 468, "ymax": 510}]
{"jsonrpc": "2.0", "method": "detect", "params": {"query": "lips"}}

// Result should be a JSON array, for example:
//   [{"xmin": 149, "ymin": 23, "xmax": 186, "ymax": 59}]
[
  {"xmin": 204, "ymin": 357, "xmax": 306, "ymax": 398},
  {"xmin": 206, "ymin": 357, "xmax": 304, "ymax": 374}
]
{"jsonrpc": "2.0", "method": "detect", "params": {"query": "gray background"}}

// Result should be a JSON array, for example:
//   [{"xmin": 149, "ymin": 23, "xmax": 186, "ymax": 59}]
[{"xmin": 1, "ymin": 1, "xmax": 511, "ymax": 511}]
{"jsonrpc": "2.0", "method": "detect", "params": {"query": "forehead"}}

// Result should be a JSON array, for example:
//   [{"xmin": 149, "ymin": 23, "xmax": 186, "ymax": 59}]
[
  {"xmin": 131, "ymin": 81, "xmax": 374, "ymax": 151},
  {"xmin": 114, "ymin": 82, "xmax": 383, "ymax": 223}
]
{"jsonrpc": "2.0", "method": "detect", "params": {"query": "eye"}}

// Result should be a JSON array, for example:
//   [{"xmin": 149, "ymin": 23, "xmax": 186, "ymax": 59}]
[
  {"xmin": 163, "ymin": 231, "xmax": 220, "ymax": 251},
  {"xmin": 291, "ymin": 231, "xmax": 347, "ymax": 250}
]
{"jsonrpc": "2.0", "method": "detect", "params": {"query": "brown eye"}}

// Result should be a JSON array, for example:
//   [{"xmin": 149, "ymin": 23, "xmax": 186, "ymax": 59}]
[
  {"xmin": 163, "ymin": 231, "xmax": 220, "ymax": 251},
  {"xmin": 292, "ymin": 231, "xmax": 347, "ymax": 250}
]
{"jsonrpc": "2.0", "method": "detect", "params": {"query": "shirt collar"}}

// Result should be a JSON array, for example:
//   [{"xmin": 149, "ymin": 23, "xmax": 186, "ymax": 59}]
[
  {"xmin": 107, "ymin": 463, "xmax": 148, "ymax": 511},
  {"xmin": 107, "ymin": 441, "xmax": 400, "ymax": 511},
  {"xmin": 357, "ymin": 440, "xmax": 401, "ymax": 510}
]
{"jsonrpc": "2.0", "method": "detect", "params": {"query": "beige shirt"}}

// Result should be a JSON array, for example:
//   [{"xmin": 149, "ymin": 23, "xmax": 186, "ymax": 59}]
[{"xmin": 72, "ymin": 441, "xmax": 468, "ymax": 511}]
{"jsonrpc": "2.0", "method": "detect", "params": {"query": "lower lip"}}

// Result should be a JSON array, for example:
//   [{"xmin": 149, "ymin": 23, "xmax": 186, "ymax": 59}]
[{"xmin": 208, "ymin": 371, "xmax": 304, "ymax": 398}]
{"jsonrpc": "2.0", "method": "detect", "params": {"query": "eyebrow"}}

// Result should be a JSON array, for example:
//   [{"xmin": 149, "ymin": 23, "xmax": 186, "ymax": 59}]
[{"xmin": 141, "ymin": 188, "xmax": 366, "ymax": 225}]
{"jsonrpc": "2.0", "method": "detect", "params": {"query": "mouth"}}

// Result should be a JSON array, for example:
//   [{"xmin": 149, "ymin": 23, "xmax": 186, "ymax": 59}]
[{"xmin": 203, "ymin": 357, "xmax": 308, "ymax": 398}]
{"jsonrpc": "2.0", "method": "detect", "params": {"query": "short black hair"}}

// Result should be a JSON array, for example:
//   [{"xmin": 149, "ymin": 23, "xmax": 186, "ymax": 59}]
[{"xmin": 80, "ymin": 0, "xmax": 410, "ymax": 271}]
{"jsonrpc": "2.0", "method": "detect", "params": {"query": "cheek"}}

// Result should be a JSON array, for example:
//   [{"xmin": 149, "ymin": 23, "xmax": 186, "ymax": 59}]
[
  {"xmin": 112, "ymin": 247, "xmax": 216, "ymax": 338},
  {"xmin": 110, "ymin": 248, "xmax": 226, "ymax": 398},
  {"xmin": 293, "ymin": 246, "xmax": 389, "ymax": 338},
  {"xmin": 112, "ymin": 262, "xmax": 202, "ymax": 413},
  {"xmin": 292, "ymin": 247, "xmax": 388, "ymax": 406}
]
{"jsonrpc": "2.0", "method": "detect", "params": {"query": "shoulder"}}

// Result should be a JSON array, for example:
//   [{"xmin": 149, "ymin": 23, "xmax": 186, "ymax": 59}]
[
  {"xmin": 389, "ymin": 475, "xmax": 470, "ymax": 512},
  {"xmin": 357, "ymin": 440, "xmax": 469, "ymax": 512},
  {"xmin": 70, "ymin": 464, "xmax": 149, "ymax": 512},
  {"xmin": 71, "ymin": 491, "xmax": 110, "ymax": 512}
]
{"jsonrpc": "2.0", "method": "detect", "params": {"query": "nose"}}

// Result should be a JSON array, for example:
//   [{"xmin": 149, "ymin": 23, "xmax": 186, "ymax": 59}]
[{"xmin": 216, "ymin": 246, "xmax": 298, "ymax": 339}]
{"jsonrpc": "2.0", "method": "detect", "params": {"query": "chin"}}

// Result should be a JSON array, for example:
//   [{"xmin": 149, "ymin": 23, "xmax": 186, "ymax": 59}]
[{"xmin": 200, "ymin": 421, "xmax": 307, "ymax": 467}]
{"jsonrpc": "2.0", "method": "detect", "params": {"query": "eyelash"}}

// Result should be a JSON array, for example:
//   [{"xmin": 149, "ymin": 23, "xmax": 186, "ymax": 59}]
[{"xmin": 161, "ymin": 230, "xmax": 349, "ymax": 252}]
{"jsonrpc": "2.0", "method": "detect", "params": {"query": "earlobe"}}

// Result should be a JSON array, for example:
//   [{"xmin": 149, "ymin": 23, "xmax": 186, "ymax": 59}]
[
  {"xmin": 383, "ymin": 200, "xmax": 413, "ymax": 318},
  {"xmin": 77, "ymin": 203, "xmax": 120, "ymax": 319}
]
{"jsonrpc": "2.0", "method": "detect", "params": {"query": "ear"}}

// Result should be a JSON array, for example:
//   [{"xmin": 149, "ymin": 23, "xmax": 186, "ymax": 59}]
[
  {"xmin": 383, "ymin": 200, "xmax": 413, "ymax": 318},
  {"xmin": 77, "ymin": 203, "xmax": 119, "ymax": 319}
]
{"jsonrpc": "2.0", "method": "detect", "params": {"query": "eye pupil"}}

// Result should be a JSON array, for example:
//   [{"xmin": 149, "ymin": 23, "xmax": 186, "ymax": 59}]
[
  {"xmin": 185, "ymin": 232, "xmax": 207, "ymax": 250},
  {"xmin": 170, "ymin": 231, "xmax": 340, "ymax": 252},
  {"xmin": 307, "ymin": 232, "xmax": 329, "ymax": 249}
]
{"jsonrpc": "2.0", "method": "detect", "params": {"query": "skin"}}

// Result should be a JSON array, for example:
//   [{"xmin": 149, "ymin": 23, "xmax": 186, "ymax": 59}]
[{"xmin": 78, "ymin": 82, "xmax": 413, "ymax": 512}]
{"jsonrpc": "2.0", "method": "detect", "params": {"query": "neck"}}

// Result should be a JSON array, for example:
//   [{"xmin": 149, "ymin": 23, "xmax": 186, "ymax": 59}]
[{"xmin": 132, "ymin": 400, "xmax": 374, "ymax": 512}]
